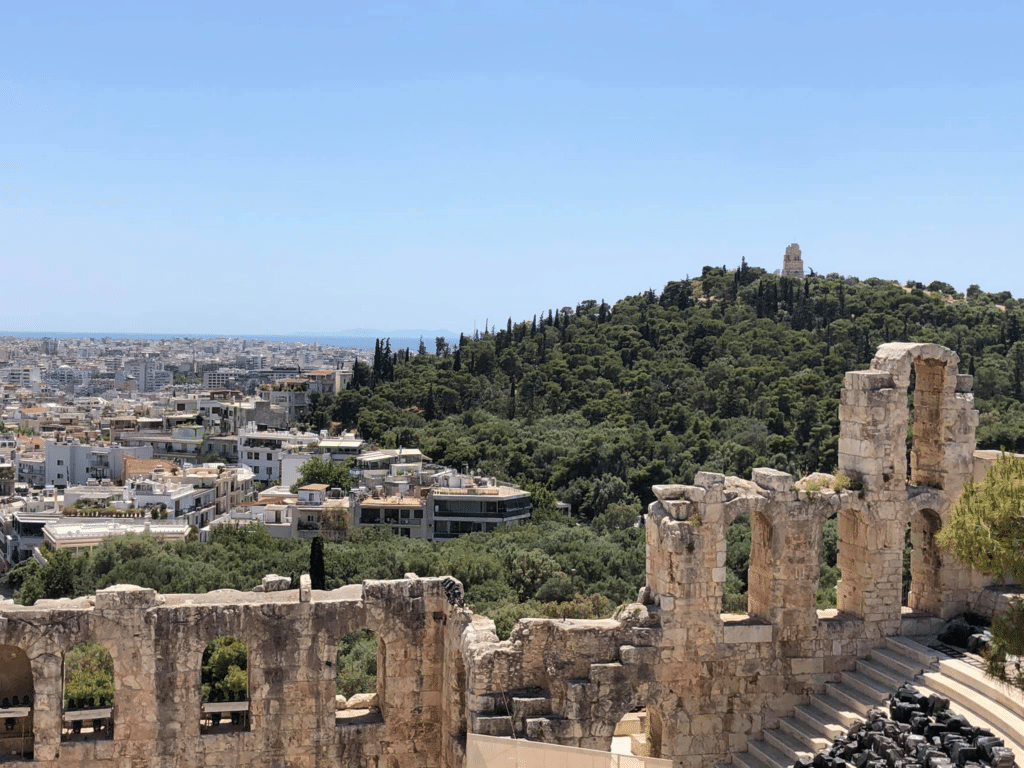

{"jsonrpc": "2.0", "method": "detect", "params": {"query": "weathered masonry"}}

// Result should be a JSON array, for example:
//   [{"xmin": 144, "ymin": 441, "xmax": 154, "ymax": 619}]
[{"xmin": 0, "ymin": 343, "xmax": 1013, "ymax": 767}]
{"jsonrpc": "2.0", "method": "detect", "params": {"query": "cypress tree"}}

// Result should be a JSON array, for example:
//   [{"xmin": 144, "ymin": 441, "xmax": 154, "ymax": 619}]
[{"xmin": 309, "ymin": 536, "xmax": 326, "ymax": 591}]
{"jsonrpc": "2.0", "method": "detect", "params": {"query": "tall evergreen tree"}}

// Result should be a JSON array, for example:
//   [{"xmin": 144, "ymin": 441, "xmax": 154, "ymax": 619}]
[{"xmin": 309, "ymin": 536, "xmax": 326, "ymax": 591}]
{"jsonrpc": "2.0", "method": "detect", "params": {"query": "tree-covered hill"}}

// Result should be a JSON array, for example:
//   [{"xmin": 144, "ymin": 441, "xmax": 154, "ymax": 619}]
[
  {"xmin": 5, "ymin": 265, "xmax": 1022, "ymax": 634},
  {"xmin": 307, "ymin": 266, "xmax": 1024, "ymax": 521}
]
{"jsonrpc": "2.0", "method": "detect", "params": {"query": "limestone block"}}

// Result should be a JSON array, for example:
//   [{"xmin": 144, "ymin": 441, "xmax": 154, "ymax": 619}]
[
  {"xmin": 694, "ymin": 471, "xmax": 726, "ymax": 489},
  {"xmin": 844, "ymin": 370, "xmax": 894, "ymax": 391},
  {"xmin": 790, "ymin": 657, "xmax": 824, "ymax": 675},
  {"xmin": 751, "ymin": 467, "xmax": 793, "ymax": 493},
  {"xmin": 335, "ymin": 694, "xmax": 348, "ymax": 710},
  {"xmin": 260, "ymin": 574, "xmax": 291, "ymax": 592},
  {"xmin": 653, "ymin": 484, "xmax": 700, "ymax": 502},
  {"xmin": 723, "ymin": 622, "xmax": 772, "ymax": 644},
  {"xmin": 347, "ymin": 692, "xmax": 379, "ymax": 709},
  {"xmin": 94, "ymin": 583, "xmax": 162, "ymax": 613},
  {"xmin": 299, "ymin": 574, "xmax": 312, "ymax": 602},
  {"xmin": 661, "ymin": 499, "xmax": 693, "ymax": 520},
  {"xmin": 619, "ymin": 645, "xmax": 659, "ymax": 666}
]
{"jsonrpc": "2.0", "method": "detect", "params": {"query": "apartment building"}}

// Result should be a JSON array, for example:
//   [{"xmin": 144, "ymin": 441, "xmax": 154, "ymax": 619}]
[
  {"xmin": 237, "ymin": 423, "xmax": 321, "ymax": 484},
  {"xmin": 43, "ymin": 438, "xmax": 154, "ymax": 487},
  {"xmin": 349, "ymin": 471, "xmax": 531, "ymax": 541}
]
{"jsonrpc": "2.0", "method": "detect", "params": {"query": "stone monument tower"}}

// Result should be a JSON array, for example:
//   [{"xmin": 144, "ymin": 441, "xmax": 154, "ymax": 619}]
[{"xmin": 781, "ymin": 242, "xmax": 805, "ymax": 278}]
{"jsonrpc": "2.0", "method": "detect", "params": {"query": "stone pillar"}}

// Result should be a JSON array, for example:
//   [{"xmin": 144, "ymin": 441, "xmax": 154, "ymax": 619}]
[
  {"xmin": 648, "ymin": 473, "xmax": 727, "ymax": 643},
  {"xmin": 747, "ymin": 469, "xmax": 835, "ymax": 637},
  {"xmin": 648, "ymin": 474, "xmax": 729, "ymax": 768},
  {"xmin": 92, "ymin": 585, "xmax": 161, "ymax": 759},
  {"xmin": 835, "ymin": 503, "xmax": 904, "ymax": 635},
  {"xmin": 838, "ymin": 370, "xmax": 905, "ymax": 492},
  {"xmin": 28, "ymin": 652, "xmax": 61, "ymax": 762}
]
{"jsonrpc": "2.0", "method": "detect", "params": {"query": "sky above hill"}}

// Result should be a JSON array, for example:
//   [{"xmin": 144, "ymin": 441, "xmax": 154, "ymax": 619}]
[{"xmin": 2, "ymin": 2, "xmax": 1022, "ymax": 337}]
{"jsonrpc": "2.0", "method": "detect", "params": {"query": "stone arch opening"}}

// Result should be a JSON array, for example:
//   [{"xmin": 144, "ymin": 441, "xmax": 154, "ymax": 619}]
[
  {"xmin": 612, "ymin": 707, "xmax": 649, "ymax": 757},
  {"xmin": 908, "ymin": 357, "xmax": 948, "ymax": 488},
  {"xmin": 0, "ymin": 644, "xmax": 33, "ymax": 760},
  {"xmin": 816, "ymin": 512, "xmax": 841, "ymax": 610},
  {"xmin": 62, "ymin": 641, "xmax": 114, "ymax": 742},
  {"xmin": 834, "ymin": 507, "xmax": 862, "ymax": 617},
  {"xmin": 744, "ymin": 509, "xmax": 773, "ymax": 620},
  {"xmin": 723, "ymin": 510, "xmax": 751, "ymax": 614},
  {"xmin": 335, "ymin": 628, "xmax": 384, "ymax": 725},
  {"xmin": 903, "ymin": 508, "xmax": 943, "ymax": 615},
  {"xmin": 200, "ymin": 635, "xmax": 249, "ymax": 734}
]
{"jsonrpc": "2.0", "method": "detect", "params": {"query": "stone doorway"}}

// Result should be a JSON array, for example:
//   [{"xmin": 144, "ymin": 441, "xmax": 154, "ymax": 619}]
[{"xmin": 903, "ymin": 508, "xmax": 943, "ymax": 616}]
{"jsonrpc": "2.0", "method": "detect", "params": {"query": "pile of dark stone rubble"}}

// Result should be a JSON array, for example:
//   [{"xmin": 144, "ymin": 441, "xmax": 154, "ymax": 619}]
[
  {"xmin": 937, "ymin": 615, "xmax": 993, "ymax": 655},
  {"xmin": 793, "ymin": 684, "xmax": 1015, "ymax": 768}
]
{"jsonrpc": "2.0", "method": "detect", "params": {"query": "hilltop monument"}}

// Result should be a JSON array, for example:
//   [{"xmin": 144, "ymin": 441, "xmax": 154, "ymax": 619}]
[{"xmin": 781, "ymin": 242, "xmax": 805, "ymax": 278}]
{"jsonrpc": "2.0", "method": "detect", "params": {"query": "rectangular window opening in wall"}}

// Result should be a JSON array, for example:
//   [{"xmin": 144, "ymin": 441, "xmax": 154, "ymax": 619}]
[
  {"xmin": 335, "ymin": 629, "xmax": 384, "ymax": 727},
  {"xmin": 200, "ymin": 636, "xmax": 250, "ymax": 735},
  {"xmin": 1, "ymin": 644, "xmax": 35, "ymax": 758},
  {"xmin": 62, "ymin": 642, "xmax": 114, "ymax": 743}
]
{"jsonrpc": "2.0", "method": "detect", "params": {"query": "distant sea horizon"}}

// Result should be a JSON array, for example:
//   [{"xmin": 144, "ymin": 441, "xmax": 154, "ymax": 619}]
[{"xmin": 0, "ymin": 330, "xmax": 458, "ymax": 351}]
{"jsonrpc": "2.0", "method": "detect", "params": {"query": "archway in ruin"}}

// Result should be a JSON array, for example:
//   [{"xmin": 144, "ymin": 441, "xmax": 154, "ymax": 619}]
[
  {"xmin": 200, "ymin": 635, "xmax": 250, "ymax": 734},
  {"xmin": 907, "ymin": 357, "xmax": 948, "ymax": 489},
  {"xmin": 62, "ymin": 641, "xmax": 114, "ymax": 742},
  {"xmin": 612, "ymin": 707, "xmax": 649, "ymax": 757},
  {"xmin": 335, "ymin": 629, "xmax": 384, "ymax": 725},
  {"xmin": 816, "ymin": 512, "xmax": 840, "ymax": 610},
  {"xmin": 0, "ymin": 645, "xmax": 33, "ymax": 760},
  {"xmin": 903, "ymin": 508, "xmax": 943, "ymax": 616}
]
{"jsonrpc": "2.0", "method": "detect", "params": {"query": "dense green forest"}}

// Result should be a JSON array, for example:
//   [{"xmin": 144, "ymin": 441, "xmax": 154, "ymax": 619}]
[
  {"xmin": 3, "ymin": 522, "xmax": 642, "ymax": 639},
  {"xmin": 304, "ymin": 267, "xmax": 1024, "ymax": 521}
]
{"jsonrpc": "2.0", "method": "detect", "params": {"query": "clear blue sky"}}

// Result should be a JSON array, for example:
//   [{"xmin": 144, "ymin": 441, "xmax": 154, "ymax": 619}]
[{"xmin": 2, "ymin": 2, "xmax": 1022, "ymax": 336}]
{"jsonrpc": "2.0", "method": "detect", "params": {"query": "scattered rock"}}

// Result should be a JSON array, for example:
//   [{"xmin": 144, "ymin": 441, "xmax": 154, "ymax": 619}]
[{"xmin": 346, "ymin": 692, "xmax": 378, "ymax": 710}]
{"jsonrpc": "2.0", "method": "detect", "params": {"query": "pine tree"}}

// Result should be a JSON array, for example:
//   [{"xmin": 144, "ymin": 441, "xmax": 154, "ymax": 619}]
[{"xmin": 938, "ymin": 455, "xmax": 1024, "ymax": 689}]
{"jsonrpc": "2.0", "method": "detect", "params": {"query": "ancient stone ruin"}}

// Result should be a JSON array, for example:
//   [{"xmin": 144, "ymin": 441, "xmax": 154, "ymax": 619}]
[
  {"xmin": 781, "ymin": 243, "xmax": 805, "ymax": 278},
  {"xmin": 0, "ymin": 343, "xmax": 1012, "ymax": 767}
]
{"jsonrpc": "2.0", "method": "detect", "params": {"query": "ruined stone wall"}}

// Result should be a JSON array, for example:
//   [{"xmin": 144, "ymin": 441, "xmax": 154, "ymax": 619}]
[
  {"xmin": 0, "ymin": 343, "xmax": 1004, "ymax": 768},
  {"xmin": 456, "ymin": 342, "xmax": 997, "ymax": 768},
  {"xmin": 0, "ymin": 577, "xmax": 450, "ymax": 768}
]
